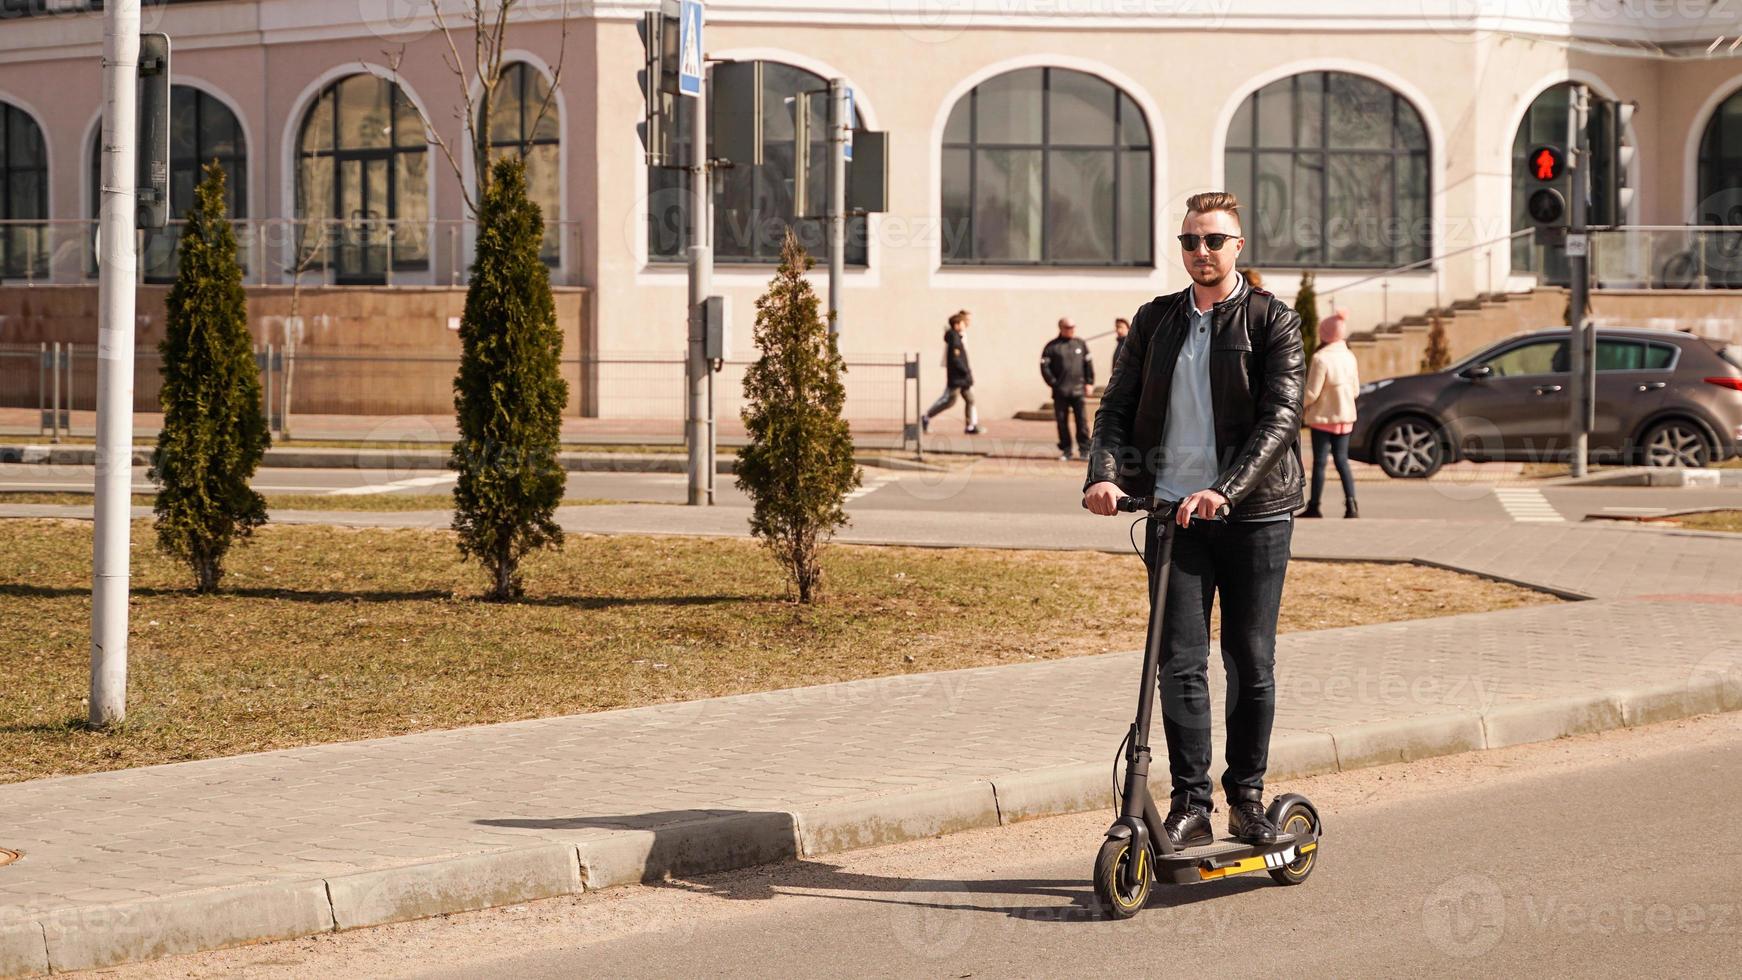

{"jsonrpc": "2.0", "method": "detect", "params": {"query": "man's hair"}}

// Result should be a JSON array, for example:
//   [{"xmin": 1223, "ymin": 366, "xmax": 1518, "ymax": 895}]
[
  {"xmin": 948, "ymin": 310, "xmax": 970, "ymax": 328},
  {"xmin": 1115, "ymin": 317, "xmax": 1130, "ymax": 328},
  {"xmin": 1185, "ymin": 191, "xmax": 1242, "ymax": 232}
]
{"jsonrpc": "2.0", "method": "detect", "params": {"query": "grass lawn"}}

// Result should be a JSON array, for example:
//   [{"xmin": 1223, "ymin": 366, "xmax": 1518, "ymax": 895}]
[
  {"xmin": 0, "ymin": 520, "xmax": 1558, "ymax": 784},
  {"xmin": 0, "ymin": 493, "xmax": 624, "ymax": 512},
  {"xmin": 1672, "ymin": 510, "xmax": 1742, "ymax": 533}
]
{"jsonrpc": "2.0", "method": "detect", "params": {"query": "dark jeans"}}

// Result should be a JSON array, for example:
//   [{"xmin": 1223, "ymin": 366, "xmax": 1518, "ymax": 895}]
[
  {"xmin": 1144, "ymin": 516, "xmax": 1292, "ymax": 813},
  {"xmin": 1310, "ymin": 428, "xmax": 1356, "ymax": 506},
  {"xmin": 1054, "ymin": 393, "xmax": 1089, "ymax": 454}
]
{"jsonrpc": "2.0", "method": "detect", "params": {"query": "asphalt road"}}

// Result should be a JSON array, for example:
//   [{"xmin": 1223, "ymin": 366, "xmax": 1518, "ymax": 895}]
[
  {"xmin": 4, "ymin": 461, "xmax": 1736, "ymax": 524},
  {"xmin": 95, "ymin": 712, "xmax": 1742, "ymax": 979}
]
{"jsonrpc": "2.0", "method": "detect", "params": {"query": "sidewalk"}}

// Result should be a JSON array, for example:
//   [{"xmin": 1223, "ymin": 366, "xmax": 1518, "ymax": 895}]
[{"xmin": 2, "ymin": 519, "xmax": 1739, "ymax": 976}]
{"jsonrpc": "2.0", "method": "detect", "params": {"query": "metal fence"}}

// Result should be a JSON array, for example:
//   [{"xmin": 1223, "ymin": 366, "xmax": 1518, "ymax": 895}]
[
  {"xmin": 0, "ymin": 218, "xmax": 586, "ymax": 288},
  {"xmin": 1, "ymin": 346, "xmax": 926, "ymax": 450}
]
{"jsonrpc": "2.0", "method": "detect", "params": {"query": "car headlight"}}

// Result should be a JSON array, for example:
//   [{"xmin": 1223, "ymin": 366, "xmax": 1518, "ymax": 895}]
[{"xmin": 1358, "ymin": 379, "xmax": 1395, "ymax": 397}]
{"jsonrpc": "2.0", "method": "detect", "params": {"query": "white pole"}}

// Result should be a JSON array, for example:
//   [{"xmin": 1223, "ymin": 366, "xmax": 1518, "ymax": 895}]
[
  {"xmin": 91, "ymin": 0, "xmax": 140, "ymax": 727},
  {"xmin": 686, "ymin": 72, "xmax": 712, "ymax": 506},
  {"xmin": 827, "ymin": 78, "xmax": 847, "ymax": 337}
]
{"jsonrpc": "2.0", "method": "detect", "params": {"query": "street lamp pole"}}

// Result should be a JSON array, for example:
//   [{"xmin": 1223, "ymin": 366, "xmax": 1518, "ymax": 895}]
[{"xmin": 91, "ymin": 0, "xmax": 141, "ymax": 726}]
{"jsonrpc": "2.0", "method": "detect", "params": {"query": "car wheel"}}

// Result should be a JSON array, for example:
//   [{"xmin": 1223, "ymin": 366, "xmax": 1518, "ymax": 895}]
[
  {"xmin": 1640, "ymin": 419, "xmax": 1713, "ymax": 468},
  {"xmin": 1375, "ymin": 416, "xmax": 1446, "ymax": 479}
]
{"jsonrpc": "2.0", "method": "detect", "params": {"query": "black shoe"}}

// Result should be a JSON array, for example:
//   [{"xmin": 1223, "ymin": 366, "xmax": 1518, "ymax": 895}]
[
  {"xmin": 920, "ymin": 415, "xmax": 930, "ymax": 434},
  {"xmin": 1344, "ymin": 497, "xmax": 1359, "ymax": 519},
  {"xmin": 1228, "ymin": 799, "xmax": 1280, "ymax": 845},
  {"xmin": 1301, "ymin": 501, "xmax": 1322, "ymax": 519},
  {"xmin": 1163, "ymin": 805, "xmax": 1213, "ymax": 848}
]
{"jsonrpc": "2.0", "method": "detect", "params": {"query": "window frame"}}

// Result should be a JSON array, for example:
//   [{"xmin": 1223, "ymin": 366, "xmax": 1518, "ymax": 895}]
[
  {"xmin": 485, "ymin": 62, "xmax": 561, "ymax": 267},
  {"xmin": 941, "ymin": 67, "xmax": 1153, "ymax": 268},
  {"xmin": 1225, "ymin": 71, "xmax": 1432, "ymax": 271},
  {"xmin": 295, "ymin": 74, "xmax": 431, "ymax": 278},
  {"xmin": 0, "ymin": 102, "xmax": 49, "ymax": 281}
]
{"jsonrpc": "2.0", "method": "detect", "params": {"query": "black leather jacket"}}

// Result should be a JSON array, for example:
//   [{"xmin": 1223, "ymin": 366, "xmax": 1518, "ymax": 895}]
[{"xmin": 1085, "ymin": 282, "xmax": 1306, "ymax": 520}]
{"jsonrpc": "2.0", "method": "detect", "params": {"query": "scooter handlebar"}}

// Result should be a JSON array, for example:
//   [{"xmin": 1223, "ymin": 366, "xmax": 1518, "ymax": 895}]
[{"xmin": 1080, "ymin": 495, "xmax": 1229, "ymax": 521}]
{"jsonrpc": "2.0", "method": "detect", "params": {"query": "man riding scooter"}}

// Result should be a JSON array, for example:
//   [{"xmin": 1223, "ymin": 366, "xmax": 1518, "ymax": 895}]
[{"xmin": 1082, "ymin": 192, "xmax": 1306, "ymax": 849}]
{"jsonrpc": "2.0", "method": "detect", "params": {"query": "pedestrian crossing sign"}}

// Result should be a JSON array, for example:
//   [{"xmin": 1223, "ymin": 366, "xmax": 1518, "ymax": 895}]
[{"xmin": 678, "ymin": 0, "xmax": 704, "ymax": 98}]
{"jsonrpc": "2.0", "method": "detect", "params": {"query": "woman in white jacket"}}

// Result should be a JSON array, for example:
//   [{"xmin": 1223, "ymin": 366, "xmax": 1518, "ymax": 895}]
[{"xmin": 1302, "ymin": 308, "xmax": 1361, "ymax": 518}]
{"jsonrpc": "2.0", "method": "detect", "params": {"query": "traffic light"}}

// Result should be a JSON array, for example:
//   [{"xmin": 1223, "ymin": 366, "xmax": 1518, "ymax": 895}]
[
  {"xmin": 637, "ymin": 11, "xmax": 678, "ymax": 166},
  {"xmin": 1589, "ymin": 99, "xmax": 1636, "ymax": 229},
  {"xmin": 711, "ymin": 60, "xmax": 764, "ymax": 168},
  {"xmin": 1526, "ymin": 143, "xmax": 1568, "ymax": 246}
]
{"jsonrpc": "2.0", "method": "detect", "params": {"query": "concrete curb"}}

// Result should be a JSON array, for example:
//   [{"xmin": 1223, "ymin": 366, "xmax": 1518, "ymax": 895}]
[
  {"xmin": 0, "ymin": 445, "xmax": 943, "ymax": 474},
  {"xmin": 4, "ymin": 693, "xmax": 1737, "ymax": 977},
  {"xmin": 1552, "ymin": 466, "xmax": 1742, "ymax": 488}
]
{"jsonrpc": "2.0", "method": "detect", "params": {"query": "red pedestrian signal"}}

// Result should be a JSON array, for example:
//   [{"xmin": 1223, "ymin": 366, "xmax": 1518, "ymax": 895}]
[{"xmin": 1529, "ymin": 145, "xmax": 1564, "ymax": 182}]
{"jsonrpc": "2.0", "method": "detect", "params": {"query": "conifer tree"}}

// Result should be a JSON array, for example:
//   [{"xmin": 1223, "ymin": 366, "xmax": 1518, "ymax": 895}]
[
  {"xmin": 736, "ymin": 232, "xmax": 861, "ymax": 603},
  {"xmin": 450, "ymin": 156, "xmax": 568, "ymax": 601},
  {"xmin": 149, "ymin": 162, "xmax": 269, "ymax": 593},
  {"xmin": 1421, "ymin": 313, "xmax": 1452, "ymax": 373},
  {"xmin": 1295, "ymin": 270, "xmax": 1320, "ymax": 365}
]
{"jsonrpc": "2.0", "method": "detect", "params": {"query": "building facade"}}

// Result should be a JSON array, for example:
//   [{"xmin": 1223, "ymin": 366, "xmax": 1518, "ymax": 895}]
[{"xmin": 2, "ymin": 0, "xmax": 1740, "ymax": 423}]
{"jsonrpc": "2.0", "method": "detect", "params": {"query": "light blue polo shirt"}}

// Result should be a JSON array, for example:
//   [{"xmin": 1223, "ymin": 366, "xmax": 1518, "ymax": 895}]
[{"xmin": 1155, "ymin": 273, "xmax": 1290, "ymax": 522}]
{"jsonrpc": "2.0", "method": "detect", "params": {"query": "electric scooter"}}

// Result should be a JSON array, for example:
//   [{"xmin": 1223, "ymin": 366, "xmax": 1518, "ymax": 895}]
[{"xmin": 1089, "ymin": 495, "xmax": 1322, "ymax": 919}]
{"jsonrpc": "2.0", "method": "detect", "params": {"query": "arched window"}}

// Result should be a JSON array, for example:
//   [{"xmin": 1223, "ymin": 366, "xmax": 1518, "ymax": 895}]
[
  {"xmin": 1697, "ymin": 87, "xmax": 1742, "ymax": 224},
  {"xmin": 940, "ymin": 67, "xmax": 1152, "ymax": 266},
  {"xmin": 0, "ymin": 103, "xmax": 48, "ymax": 281},
  {"xmin": 1225, "ymin": 71, "xmax": 1430, "ymax": 269},
  {"xmin": 90, "ymin": 85, "xmax": 248, "ymax": 282},
  {"xmin": 648, "ymin": 60, "xmax": 866, "ymax": 265},
  {"xmin": 1510, "ymin": 83, "xmax": 1573, "ymax": 283},
  {"xmin": 485, "ymin": 62, "xmax": 560, "ymax": 264},
  {"xmin": 296, "ymin": 74, "xmax": 430, "ymax": 284}
]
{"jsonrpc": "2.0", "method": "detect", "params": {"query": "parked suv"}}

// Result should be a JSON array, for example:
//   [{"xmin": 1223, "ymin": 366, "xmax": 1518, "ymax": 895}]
[{"xmin": 1350, "ymin": 328, "xmax": 1742, "ymax": 478}]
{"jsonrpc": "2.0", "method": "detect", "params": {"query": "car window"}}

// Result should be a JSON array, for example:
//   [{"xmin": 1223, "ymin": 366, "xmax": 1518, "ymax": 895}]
[
  {"xmin": 1484, "ymin": 341, "xmax": 1566, "ymax": 377},
  {"xmin": 1595, "ymin": 340, "xmax": 1675, "ymax": 372},
  {"xmin": 1720, "ymin": 346, "xmax": 1742, "ymax": 370}
]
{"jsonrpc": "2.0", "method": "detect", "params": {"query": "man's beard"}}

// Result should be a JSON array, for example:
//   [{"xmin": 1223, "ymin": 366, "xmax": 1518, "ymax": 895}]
[{"xmin": 1189, "ymin": 265, "xmax": 1228, "ymax": 288}]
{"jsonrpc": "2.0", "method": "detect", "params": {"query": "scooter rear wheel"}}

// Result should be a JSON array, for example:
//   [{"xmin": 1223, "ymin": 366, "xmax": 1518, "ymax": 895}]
[
  {"xmin": 1093, "ymin": 837, "xmax": 1153, "ymax": 919},
  {"xmin": 1268, "ymin": 802, "xmax": 1318, "ymax": 886}
]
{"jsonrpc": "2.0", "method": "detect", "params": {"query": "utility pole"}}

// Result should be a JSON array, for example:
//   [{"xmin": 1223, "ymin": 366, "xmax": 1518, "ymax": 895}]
[
  {"xmin": 1566, "ymin": 86, "xmax": 1593, "ymax": 479},
  {"xmin": 686, "ymin": 74, "xmax": 712, "ymax": 505},
  {"xmin": 826, "ymin": 78, "xmax": 848, "ymax": 337},
  {"xmin": 92, "ymin": 0, "xmax": 141, "ymax": 726}
]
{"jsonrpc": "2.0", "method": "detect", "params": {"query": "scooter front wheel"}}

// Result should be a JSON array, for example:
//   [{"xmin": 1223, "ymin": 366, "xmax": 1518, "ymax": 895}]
[{"xmin": 1093, "ymin": 837, "xmax": 1153, "ymax": 919}]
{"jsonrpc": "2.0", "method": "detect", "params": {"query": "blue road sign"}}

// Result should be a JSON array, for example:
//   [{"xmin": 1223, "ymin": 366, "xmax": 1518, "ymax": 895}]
[{"xmin": 678, "ymin": 0, "xmax": 704, "ymax": 98}]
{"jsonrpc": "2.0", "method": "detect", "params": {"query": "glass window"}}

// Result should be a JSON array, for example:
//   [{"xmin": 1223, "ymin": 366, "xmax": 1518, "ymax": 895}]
[
  {"xmin": 941, "ymin": 67, "xmax": 1152, "ymax": 267},
  {"xmin": 649, "ymin": 61, "xmax": 866, "ymax": 266},
  {"xmin": 1596, "ymin": 340, "xmax": 1676, "ymax": 372},
  {"xmin": 1485, "ymin": 341, "xmax": 1566, "ymax": 377},
  {"xmin": 1697, "ymin": 86, "xmax": 1742, "ymax": 289},
  {"xmin": 0, "ymin": 102, "xmax": 48, "ymax": 280},
  {"xmin": 1226, "ymin": 71, "xmax": 1430, "ymax": 269},
  {"xmin": 485, "ymin": 62, "xmax": 561, "ymax": 264},
  {"xmin": 88, "ymin": 86, "xmax": 250, "ymax": 282},
  {"xmin": 296, "ymin": 74, "xmax": 430, "ymax": 282}
]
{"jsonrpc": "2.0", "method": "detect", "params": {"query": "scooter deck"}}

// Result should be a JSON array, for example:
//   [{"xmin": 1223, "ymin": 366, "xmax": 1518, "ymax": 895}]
[{"xmin": 1154, "ymin": 832, "xmax": 1304, "ymax": 868}]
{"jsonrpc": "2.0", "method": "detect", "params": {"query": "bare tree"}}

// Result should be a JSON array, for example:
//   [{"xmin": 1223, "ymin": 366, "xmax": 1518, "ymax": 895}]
[{"xmin": 388, "ymin": 0, "xmax": 571, "ymax": 218}]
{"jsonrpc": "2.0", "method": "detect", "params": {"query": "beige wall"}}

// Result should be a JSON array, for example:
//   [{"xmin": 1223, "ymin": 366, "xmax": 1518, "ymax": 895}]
[{"xmin": 3, "ymin": 5, "xmax": 1740, "ymax": 423}]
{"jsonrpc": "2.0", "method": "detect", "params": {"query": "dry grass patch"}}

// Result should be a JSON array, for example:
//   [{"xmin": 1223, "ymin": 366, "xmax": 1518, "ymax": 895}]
[
  {"xmin": 1670, "ymin": 510, "xmax": 1742, "ymax": 533},
  {"xmin": 0, "ymin": 519, "xmax": 1556, "ymax": 783}
]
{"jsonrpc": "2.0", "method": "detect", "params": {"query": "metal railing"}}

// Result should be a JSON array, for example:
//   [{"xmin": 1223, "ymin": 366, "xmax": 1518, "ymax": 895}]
[
  {"xmin": 0, "ymin": 347, "xmax": 924, "ymax": 450},
  {"xmin": 0, "ymin": 218, "xmax": 585, "ymax": 287}
]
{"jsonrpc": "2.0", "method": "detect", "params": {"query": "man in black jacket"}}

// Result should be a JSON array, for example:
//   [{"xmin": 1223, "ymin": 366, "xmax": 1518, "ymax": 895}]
[
  {"xmin": 1083, "ymin": 192, "xmax": 1305, "ymax": 850},
  {"xmin": 1041, "ymin": 318, "xmax": 1095, "ymax": 460},
  {"xmin": 922, "ymin": 310, "xmax": 983, "ymax": 435}
]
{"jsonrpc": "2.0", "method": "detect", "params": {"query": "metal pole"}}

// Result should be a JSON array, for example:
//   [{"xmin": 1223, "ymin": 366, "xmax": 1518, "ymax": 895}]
[
  {"xmin": 914, "ymin": 354, "xmax": 923, "ymax": 462},
  {"xmin": 827, "ymin": 78, "xmax": 847, "ymax": 337},
  {"xmin": 1568, "ymin": 86, "xmax": 1591, "ymax": 479},
  {"xmin": 38, "ymin": 342, "xmax": 47, "ymax": 438},
  {"xmin": 686, "ymin": 73, "xmax": 713, "ymax": 506},
  {"xmin": 706, "ymin": 366, "xmax": 716, "ymax": 505},
  {"xmin": 92, "ymin": 0, "xmax": 140, "ymax": 728},
  {"xmin": 65, "ymin": 343, "xmax": 75, "ymax": 437},
  {"xmin": 51, "ymin": 342, "xmax": 62, "ymax": 443}
]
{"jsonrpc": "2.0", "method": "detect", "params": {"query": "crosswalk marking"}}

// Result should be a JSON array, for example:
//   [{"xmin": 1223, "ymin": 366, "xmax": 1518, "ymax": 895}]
[
  {"xmin": 329, "ymin": 474, "xmax": 458, "ymax": 497},
  {"xmin": 1493, "ymin": 487, "xmax": 1564, "ymax": 523},
  {"xmin": 844, "ymin": 472, "xmax": 899, "ymax": 503}
]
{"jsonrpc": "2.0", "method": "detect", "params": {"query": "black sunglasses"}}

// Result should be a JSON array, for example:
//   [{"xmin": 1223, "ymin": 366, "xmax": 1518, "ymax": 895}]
[{"xmin": 1177, "ymin": 233, "xmax": 1241, "ymax": 252}]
